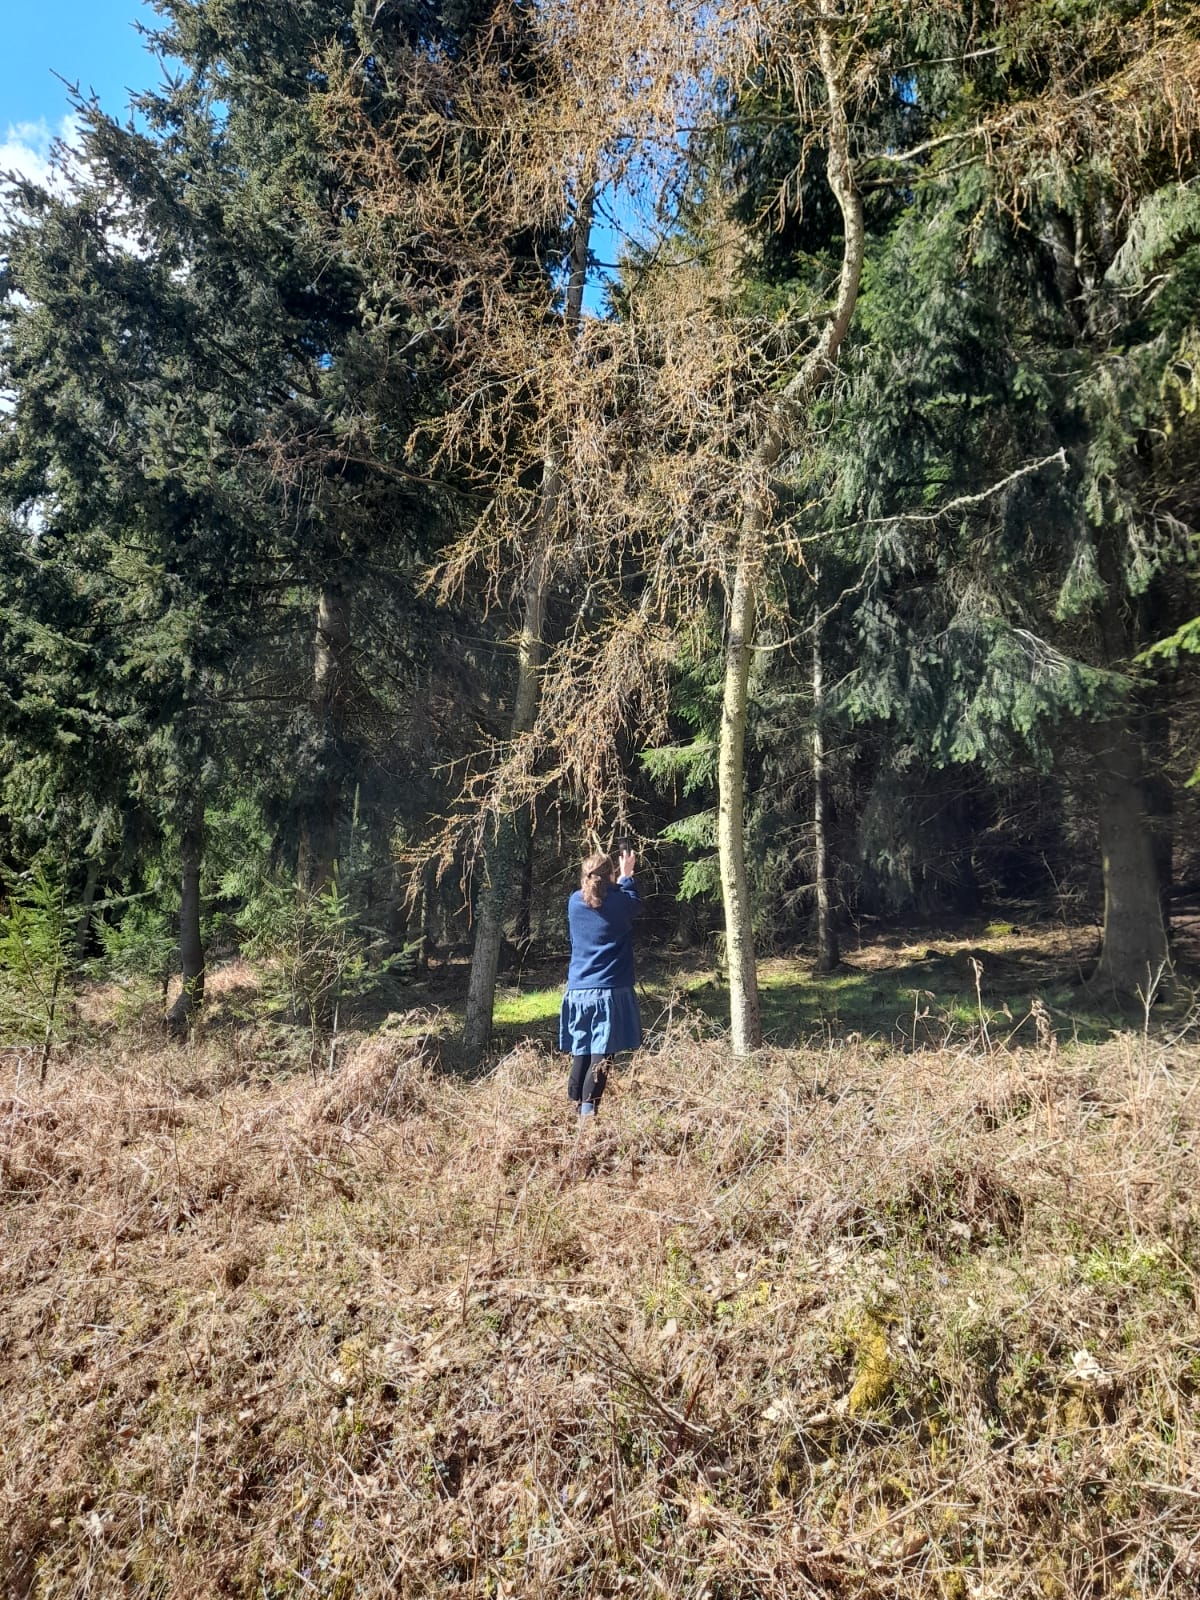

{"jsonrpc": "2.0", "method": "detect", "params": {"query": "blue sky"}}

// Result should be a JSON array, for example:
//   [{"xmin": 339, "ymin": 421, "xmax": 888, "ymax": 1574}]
[
  {"xmin": 1, "ymin": 0, "xmax": 628, "ymax": 310},
  {"xmin": 1, "ymin": 3, "xmax": 162, "ymax": 184}
]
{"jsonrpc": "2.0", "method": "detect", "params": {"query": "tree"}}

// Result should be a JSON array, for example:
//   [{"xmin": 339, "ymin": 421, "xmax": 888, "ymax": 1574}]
[
  {"xmin": 2, "ymin": 2, "xmax": 491, "ymax": 1025},
  {"xmin": 818, "ymin": 0, "xmax": 1200, "ymax": 994},
  {"xmin": 323, "ymin": 0, "xmax": 731, "ymax": 1055},
  {"xmin": 135, "ymin": 0, "xmax": 489, "ymax": 900},
  {"xmin": 0, "ymin": 142, "xmax": 278, "ymax": 1027}
]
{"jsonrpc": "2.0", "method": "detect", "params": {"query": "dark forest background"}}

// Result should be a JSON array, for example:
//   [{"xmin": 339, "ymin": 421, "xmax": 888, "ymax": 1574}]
[{"xmin": 3, "ymin": 0, "xmax": 1199, "ymax": 1059}]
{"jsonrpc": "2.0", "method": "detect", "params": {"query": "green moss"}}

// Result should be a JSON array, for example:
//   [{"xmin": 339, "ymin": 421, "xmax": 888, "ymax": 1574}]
[
  {"xmin": 768, "ymin": 1434, "xmax": 811, "ymax": 1504},
  {"xmin": 491, "ymin": 986, "xmax": 562, "ymax": 1026},
  {"xmin": 847, "ymin": 1317, "xmax": 899, "ymax": 1416},
  {"xmin": 1081, "ymin": 1241, "xmax": 1187, "ymax": 1294}
]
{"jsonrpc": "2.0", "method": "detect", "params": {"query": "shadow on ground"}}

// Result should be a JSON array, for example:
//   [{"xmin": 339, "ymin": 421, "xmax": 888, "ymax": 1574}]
[
  {"xmin": 162, "ymin": 914, "xmax": 1194, "ymax": 1063},
  {"xmin": 477, "ymin": 915, "xmax": 1194, "ymax": 1052}
]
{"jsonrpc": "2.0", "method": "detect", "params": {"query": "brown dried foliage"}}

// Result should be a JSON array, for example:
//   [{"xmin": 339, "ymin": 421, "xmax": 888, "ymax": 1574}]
[
  {"xmin": 316, "ymin": 2, "xmax": 891, "ymax": 863},
  {"xmin": 316, "ymin": 0, "xmax": 1200, "ymax": 865},
  {"xmin": 2, "ymin": 1006, "xmax": 1199, "ymax": 1597}
]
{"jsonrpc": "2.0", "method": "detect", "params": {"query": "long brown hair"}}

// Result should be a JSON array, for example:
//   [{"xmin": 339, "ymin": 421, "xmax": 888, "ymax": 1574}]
[{"xmin": 580, "ymin": 852, "xmax": 613, "ymax": 910}]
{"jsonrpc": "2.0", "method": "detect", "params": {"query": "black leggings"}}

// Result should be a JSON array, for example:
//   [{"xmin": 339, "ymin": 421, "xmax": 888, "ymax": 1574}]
[{"xmin": 568, "ymin": 1054, "xmax": 611, "ymax": 1109}]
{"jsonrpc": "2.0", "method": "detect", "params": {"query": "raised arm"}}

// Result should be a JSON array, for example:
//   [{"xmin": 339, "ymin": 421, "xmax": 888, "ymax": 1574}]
[{"xmin": 615, "ymin": 849, "xmax": 641, "ymax": 915}]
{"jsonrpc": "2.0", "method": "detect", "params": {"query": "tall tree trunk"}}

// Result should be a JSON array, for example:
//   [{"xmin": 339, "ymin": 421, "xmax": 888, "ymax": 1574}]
[
  {"xmin": 462, "ymin": 545, "xmax": 550, "ymax": 1062},
  {"xmin": 74, "ymin": 857, "xmax": 102, "ymax": 959},
  {"xmin": 1141, "ymin": 704, "xmax": 1173, "ymax": 918},
  {"xmin": 298, "ymin": 580, "xmax": 352, "ymax": 895},
  {"xmin": 1088, "ymin": 716, "xmax": 1170, "ymax": 995},
  {"xmin": 812, "ymin": 611, "xmax": 840, "ymax": 972},
  {"xmin": 461, "ymin": 183, "xmax": 594, "ymax": 1067},
  {"xmin": 717, "ymin": 17, "xmax": 864, "ymax": 1052},
  {"xmin": 718, "ymin": 546, "xmax": 762, "ymax": 1054},
  {"xmin": 166, "ymin": 798, "xmax": 206, "ymax": 1036}
]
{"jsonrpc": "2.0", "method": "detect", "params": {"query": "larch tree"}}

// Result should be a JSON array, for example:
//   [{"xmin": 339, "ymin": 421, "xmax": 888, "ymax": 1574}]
[
  {"xmin": 321, "ymin": 0, "xmax": 735, "ymax": 1060},
  {"xmin": 324, "ymin": 0, "xmax": 937, "ymax": 1054}
]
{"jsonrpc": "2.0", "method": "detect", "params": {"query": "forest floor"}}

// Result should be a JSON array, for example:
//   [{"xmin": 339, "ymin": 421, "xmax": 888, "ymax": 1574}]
[
  {"xmin": 473, "ymin": 907, "xmax": 1200, "ymax": 1056},
  {"xmin": 2, "ymin": 920, "xmax": 1199, "ymax": 1598}
]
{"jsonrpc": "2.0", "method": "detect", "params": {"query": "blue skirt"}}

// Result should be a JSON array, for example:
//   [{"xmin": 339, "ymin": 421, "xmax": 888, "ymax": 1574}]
[{"xmin": 558, "ymin": 986, "xmax": 642, "ymax": 1056}]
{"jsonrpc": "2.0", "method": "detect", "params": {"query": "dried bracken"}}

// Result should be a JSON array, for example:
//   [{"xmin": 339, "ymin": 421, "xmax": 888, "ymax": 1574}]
[{"xmin": 2, "ymin": 997, "xmax": 1198, "ymax": 1597}]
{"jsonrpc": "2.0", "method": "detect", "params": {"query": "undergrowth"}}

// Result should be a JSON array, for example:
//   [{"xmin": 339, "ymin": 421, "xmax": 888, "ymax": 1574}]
[{"xmin": 1, "ymin": 1000, "xmax": 1198, "ymax": 1598}]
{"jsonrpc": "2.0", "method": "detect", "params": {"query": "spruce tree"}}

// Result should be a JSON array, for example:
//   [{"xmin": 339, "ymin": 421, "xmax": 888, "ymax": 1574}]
[
  {"xmin": 814, "ymin": 1, "xmax": 1200, "ymax": 993},
  {"xmin": 2, "ymin": 2, "xmax": 484, "ymax": 1020}
]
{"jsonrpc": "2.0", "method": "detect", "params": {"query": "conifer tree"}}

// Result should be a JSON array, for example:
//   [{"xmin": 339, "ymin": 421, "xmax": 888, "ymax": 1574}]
[
  {"xmin": 2, "ymin": 1, "xmax": 485, "ymax": 1020},
  {"xmin": 817, "ymin": 0, "xmax": 1200, "ymax": 994},
  {"xmin": 0, "ymin": 134, "xmax": 284, "ymax": 1025}
]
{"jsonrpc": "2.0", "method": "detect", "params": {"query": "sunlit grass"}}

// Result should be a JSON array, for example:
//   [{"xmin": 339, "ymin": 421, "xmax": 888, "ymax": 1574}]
[
  {"xmin": 652, "ymin": 942, "xmax": 1127, "ymax": 1047},
  {"xmin": 472, "ymin": 921, "xmax": 1151, "ymax": 1048},
  {"xmin": 492, "ymin": 985, "xmax": 562, "ymax": 1026}
]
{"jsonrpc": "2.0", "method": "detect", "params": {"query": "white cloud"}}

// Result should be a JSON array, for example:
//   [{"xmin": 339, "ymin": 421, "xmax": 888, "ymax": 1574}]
[
  {"xmin": 0, "ymin": 115, "xmax": 82, "ymax": 197},
  {"xmin": 0, "ymin": 115, "xmax": 148, "ymax": 257}
]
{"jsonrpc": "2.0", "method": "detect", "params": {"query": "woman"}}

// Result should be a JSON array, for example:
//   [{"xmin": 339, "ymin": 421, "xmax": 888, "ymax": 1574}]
[{"xmin": 559, "ymin": 846, "xmax": 642, "ymax": 1119}]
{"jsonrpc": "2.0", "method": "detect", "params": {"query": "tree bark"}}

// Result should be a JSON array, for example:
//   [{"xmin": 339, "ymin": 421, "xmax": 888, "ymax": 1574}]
[
  {"xmin": 718, "ymin": 547, "xmax": 763, "ymax": 1054},
  {"xmin": 166, "ymin": 798, "xmax": 206, "ymax": 1035},
  {"xmin": 812, "ymin": 611, "xmax": 840, "ymax": 972},
  {"xmin": 461, "ymin": 181, "xmax": 594, "ymax": 1067},
  {"xmin": 298, "ymin": 580, "xmax": 352, "ymax": 895},
  {"xmin": 74, "ymin": 857, "xmax": 102, "ymax": 959},
  {"xmin": 1088, "ymin": 715, "xmax": 1170, "ymax": 995},
  {"xmin": 717, "ymin": 17, "xmax": 864, "ymax": 1052},
  {"xmin": 513, "ymin": 803, "xmax": 535, "ymax": 944},
  {"xmin": 1141, "ymin": 705, "xmax": 1173, "ymax": 917}
]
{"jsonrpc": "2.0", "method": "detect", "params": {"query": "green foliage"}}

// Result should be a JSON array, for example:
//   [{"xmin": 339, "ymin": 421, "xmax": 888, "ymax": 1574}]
[
  {"xmin": 238, "ymin": 879, "xmax": 377, "ymax": 1031},
  {"xmin": 1105, "ymin": 184, "xmax": 1200, "ymax": 295},
  {"xmin": 207, "ymin": 797, "xmax": 277, "ymax": 908},
  {"xmin": 92, "ymin": 893, "xmax": 177, "ymax": 987},
  {"xmin": 661, "ymin": 815, "xmax": 722, "ymax": 903},
  {"xmin": 0, "ymin": 869, "xmax": 74, "ymax": 1053},
  {"xmin": 1140, "ymin": 616, "xmax": 1200, "ymax": 666},
  {"xmin": 639, "ymin": 739, "xmax": 717, "ymax": 797},
  {"xmin": 1140, "ymin": 616, "xmax": 1200, "ymax": 783}
]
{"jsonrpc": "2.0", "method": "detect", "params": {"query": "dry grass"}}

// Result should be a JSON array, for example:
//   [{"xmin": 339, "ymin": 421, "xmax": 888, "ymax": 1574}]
[{"xmin": 2, "ymin": 1002, "xmax": 1199, "ymax": 1598}]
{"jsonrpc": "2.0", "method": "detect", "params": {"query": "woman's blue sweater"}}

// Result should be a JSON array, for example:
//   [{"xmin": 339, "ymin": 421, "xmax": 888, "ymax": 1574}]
[{"xmin": 565, "ymin": 876, "xmax": 641, "ymax": 989}]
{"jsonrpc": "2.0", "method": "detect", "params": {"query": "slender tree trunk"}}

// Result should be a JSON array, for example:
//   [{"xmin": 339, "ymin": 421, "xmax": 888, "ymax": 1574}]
[
  {"xmin": 514, "ymin": 803, "xmax": 535, "ymax": 943},
  {"xmin": 718, "ymin": 547, "xmax": 762, "ymax": 1053},
  {"xmin": 812, "ymin": 612, "xmax": 840, "ymax": 972},
  {"xmin": 1088, "ymin": 716, "xmax": 1170, "ymax": 995},
  {"xmin": 74, "ymin": 857, "xmax": 102, "ymax": 959},
  {"xmin": 717, "ymin": 17, "xmax": 864, "ymax": 1052},
  {"xmin": 166, "ymin": 799, "xmax": 206, "ymax": 1035},
  {"xmin": 461, "ymin": 184, "xmax": 594, "ymax": 1066},
  {"xmin": 298, "ymin": 580, "xmax": 352, "ymax": 895},
  {"xmin": 462, "ymin": 546, "xmax": 550, "ymax": 1062}
]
